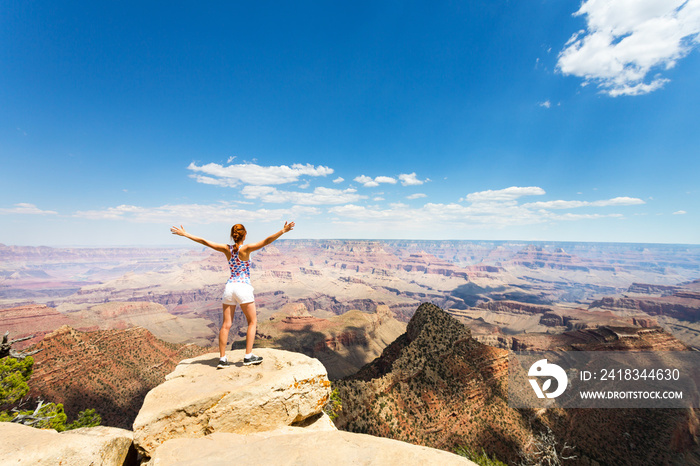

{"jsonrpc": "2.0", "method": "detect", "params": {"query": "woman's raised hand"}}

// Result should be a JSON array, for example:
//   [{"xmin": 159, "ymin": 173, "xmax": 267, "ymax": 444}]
[
  {"xmin": 170, "ymin": 225, "xmax": 187, "ymax": 236},
  {"xmin": 283, "ymin": 221, "xmax": 295, "ymax": 233}
]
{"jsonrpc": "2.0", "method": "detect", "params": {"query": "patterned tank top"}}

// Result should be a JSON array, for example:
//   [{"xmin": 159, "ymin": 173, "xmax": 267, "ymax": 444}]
[{"xmin": 228, "ymin": 244, "xmax": 251, "ymax": 285}]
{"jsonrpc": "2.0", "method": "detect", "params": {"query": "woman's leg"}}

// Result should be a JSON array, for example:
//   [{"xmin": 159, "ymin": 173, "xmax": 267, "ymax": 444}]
[
  {"xmin": 239, "ymin": 301, "xmax": 257, "ymax": 354},
  {"xmin": 219, "ymin": 304, "xmax": 235, "ymax": 358}
]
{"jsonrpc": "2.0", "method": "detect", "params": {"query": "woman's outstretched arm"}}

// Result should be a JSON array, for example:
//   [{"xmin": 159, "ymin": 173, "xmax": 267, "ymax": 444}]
[
  {"xmin": 170, "ymin": 225, "xmax": 229, "ymax": 255},
  {"xmin": 242, "ymin": 221, "xmax": 295, "ymax": 254}
]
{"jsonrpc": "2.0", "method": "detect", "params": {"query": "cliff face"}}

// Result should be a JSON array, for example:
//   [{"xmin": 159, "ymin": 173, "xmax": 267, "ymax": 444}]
[
  {"xmin": 590, "ymin": 291, "xmax": 700, "ymax": 322},
  {"xmin": 335, "ymin": 303, "xmax": 700, "ymax": 466}
]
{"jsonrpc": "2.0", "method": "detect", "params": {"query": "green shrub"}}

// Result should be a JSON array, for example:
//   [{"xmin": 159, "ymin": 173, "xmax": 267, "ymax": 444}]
[
  {"xmin": 323, "ymin": 386, "xmax": 342, "ymax": 421},
  {"xmin": 1, "ymin": 356, "xmax": 101, "ymax": 431},
  {"xmin": 454, "ymin": 446, "xmax": 507, "ymax": 466},
  {"xmin": 0, "ymin": 356, "xmax": 34, "ymax": 407}
]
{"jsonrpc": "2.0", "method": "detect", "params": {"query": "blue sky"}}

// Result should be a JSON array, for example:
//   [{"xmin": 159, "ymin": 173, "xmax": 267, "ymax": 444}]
[{"xmin": 1, "ymin": 1, "xmax": 699, "ymax": 246}]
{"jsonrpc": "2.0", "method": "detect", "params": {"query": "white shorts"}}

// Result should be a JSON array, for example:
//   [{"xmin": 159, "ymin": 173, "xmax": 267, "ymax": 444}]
[{"xmin": 222, "ymin": 281, "xmax": 255, "ymax": 305}]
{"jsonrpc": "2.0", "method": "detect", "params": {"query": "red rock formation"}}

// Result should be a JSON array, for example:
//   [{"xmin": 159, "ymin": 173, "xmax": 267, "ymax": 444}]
[{"xmin": 26, "ymin": 325, "xmax": 209, "ymax": 429}]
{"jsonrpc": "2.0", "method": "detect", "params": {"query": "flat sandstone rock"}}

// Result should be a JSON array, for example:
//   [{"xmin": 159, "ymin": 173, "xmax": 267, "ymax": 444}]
[
  {"xmin": 133, "ymin": 348, "xmax": 332, "ymax": 457},
  {"xmin": 148, "ymin": 430, "xmax": 477, "ymax": 465},
  {"xmin": 0, "ymin": 423, "xmax": 134, "ymax": 466}
]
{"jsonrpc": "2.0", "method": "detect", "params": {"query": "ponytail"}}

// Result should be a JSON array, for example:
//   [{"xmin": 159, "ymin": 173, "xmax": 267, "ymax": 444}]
[{"xmin": 230, "ymin": 224, "xmax": 247, "ymax": 253}]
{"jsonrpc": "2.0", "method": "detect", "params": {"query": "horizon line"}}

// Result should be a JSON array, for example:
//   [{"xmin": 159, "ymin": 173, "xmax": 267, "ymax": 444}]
[{"xmin": 2, "ymin": 239, "xmax": 700, "ymax": 249}]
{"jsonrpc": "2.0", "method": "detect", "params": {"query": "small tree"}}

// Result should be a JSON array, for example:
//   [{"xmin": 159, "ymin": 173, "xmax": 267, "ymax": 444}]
[
  {"xmin": 4, "ymin": 398, "xmax": 67, "ymax": 430},
  {"xmin": 0, "ymin": 332, "xmax": 41, "ymax": 360},
  {"xmin": 519, "ymin": 426, "xmax": 576, "ymax": 466},
  {"xmin": 0, "ymin": 356, "xmax": 34, "ymax": 410}
]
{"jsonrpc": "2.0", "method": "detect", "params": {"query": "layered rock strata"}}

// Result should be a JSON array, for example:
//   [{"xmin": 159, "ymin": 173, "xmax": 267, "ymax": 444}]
[{"xmin": 590, "ymin": 291, "xmax": 700, "ymax": 322}]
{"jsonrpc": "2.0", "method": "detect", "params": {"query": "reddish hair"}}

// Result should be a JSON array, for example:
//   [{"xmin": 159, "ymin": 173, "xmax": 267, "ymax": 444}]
[{"xmin": 230, "ymin": 224, "xmax": 246, "ymax": 247}]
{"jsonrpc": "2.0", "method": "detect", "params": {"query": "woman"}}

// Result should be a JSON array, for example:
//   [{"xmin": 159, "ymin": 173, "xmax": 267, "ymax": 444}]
[{"xmin": 170, "ymin": 221, "xmax": 295, "ymax": 368}]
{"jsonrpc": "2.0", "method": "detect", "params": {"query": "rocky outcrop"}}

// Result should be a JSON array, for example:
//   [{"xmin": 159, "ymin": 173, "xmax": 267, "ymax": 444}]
[
  {"xmin": 132, "ymin": 348, "xmax": 332, "ymax": 457},
  {"xmin": 336, "ymin": 303, "xmax": 518, "ymax": 462},
  {"xmin": 0, "ymin": 423, "xmax": 134, "ymax": 465}
]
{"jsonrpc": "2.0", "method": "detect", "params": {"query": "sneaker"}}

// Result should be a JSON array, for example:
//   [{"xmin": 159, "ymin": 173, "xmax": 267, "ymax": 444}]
[
  {"xmin": 217, "ymin": 359, "xmax": 232, "ymax": 369},
  {"xmin": 243, "ymin": 355, "xmax": 263, "ymax": 366}
]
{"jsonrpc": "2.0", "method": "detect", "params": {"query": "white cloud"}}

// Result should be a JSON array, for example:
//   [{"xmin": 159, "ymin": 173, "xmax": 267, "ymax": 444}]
[
  {"xmin": 539, "ymin": 100, "xmax": 552, "ymax": 108},
  {"xmin": 375, "ymin": 176, "xmax": 397, "ymax": 184},
  {"xmin": 354, "ymin": 175, "xmax": 378, "ymax": 187},
  {"xmin": 0, "ymin": 203, "xmax": 58, "ymax": 215},
  {"xmin": 406, "ymin": 193, "xmax": 427, "ymax": 200},
  {"xmin": 398, "ymin": 173, "xmax": 427, "ymax": 186},
  {"xmin": 523, "ymin": 196, "xmax": 644, "ymax": 209},
  {"xmin": 187, "ymin": 162, "xmax": 333, "ymax": 186},
  {"xmin": 373, "ymin": 197, "xmax": 385, "ymax": 201},
  {"xmin": 73, "ymin": 202, "xmax": 320, "ymax": 223},
  {"xmin": 241, "ymin": 186, "xmax": 366, "ymax": 205},
  {"xmin": 673, "ymin": 210, "xmax": 687, "ymax": 215},
  {"xmin": 333, "ymin": 177, "xmax": 344, "ymax": 184},
  {"xmin": 557, "ymin": 0, "xmax": 700, "ymax": 96},
  {"xmin": 354, "ymin": 175, "xmax": 398, "ymax": 187},
  {"xmin": 464, "ymin": 186, "xmax": 546, "ymax": 202}
]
